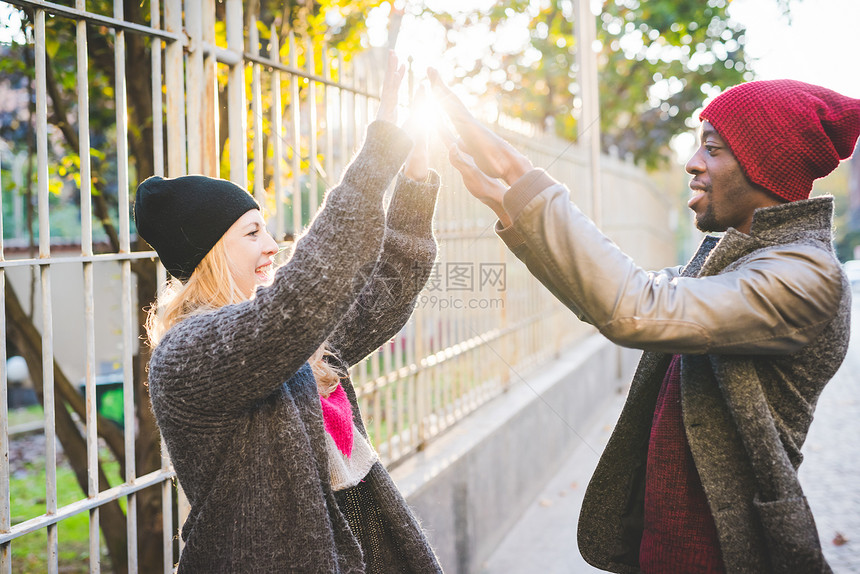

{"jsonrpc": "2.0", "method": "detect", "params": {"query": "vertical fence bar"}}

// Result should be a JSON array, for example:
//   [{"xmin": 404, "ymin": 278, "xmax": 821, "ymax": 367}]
[
  {"xmin": 383, "ymin": 344, "xmax": 393, "ymax": 457},
  {"xmin": 363, "ymin": 58, "xmax": 373, "ymax": 140},
  {"xmin": 185, "ymin": 0, "xmax": 203, "ymax": 175},
  {"xmin": 159, "ymin": 434, "xmax": 173, "ymax": 573},
  {"xmin": 338, "ymin": 53, "xmax": 348, "ymax": 178},
  {"xmin": 202, "ymin": 0, "xmax": 218, "ymax": 176},
  {"xmin": 42, "ymin": 268, "xmax": 58, "ymax": 574},
  {"xmin": 270, "ymin": 26, "xmax": 284, "ymax": 241},
  {"xmin": 250, "ymin": 19, "xmax": 264, "ymax": 206},
  {"xmin": 405, "ymin": 321, "xmax": 416, "ymax": 452},
  {"xmin": 352, "ymin": 59, "xmax": 362, "ymax": 152},
  {"xmin": 226, "ymin": 0, "xmax": 246, "ymax": 187},
  {"xmin": 323, "ymin": 46, "xmax": 333, "ymax": 191},
  {"xmin": 83, "ymin": 252, "xmax": 99, "ymax": 573},
  {"xmin": 149, "ymin": 2, "xmax": 173, "ymax": 571},
  {"xmin": 497, "ymin": 240, "xmax": 510, "ymax": 391},
  {"xmin": 371, "ymin": 343, "xmax": 381, "ymax": 449},
  {"xmin": 74, "ymin": 0, "xmax": 102, "ymax": 567},
  {"xmin": 121, "ymin": 212, "xmax": 138, "ymax": 573},
  {"xmin": 113, "ymin": 0, "xmax": 138, "ymax": 566},
  {"xmin": 33, "ymin": 9, "xmax": 60, "ymax": 572},
  {"xmin": 574, "ymin": 0, "xmax": 601, "ymax": 226},
  {"xmin": 76, "ymin": 2, "xmax": 91, "ymax": 261},
  {"xmin": 165, "ymin": 0, "xmax": 186, "ymax": 176},
  {"xmin": 152, "ymin": 264, "xmax": 174, "ymax": 572},
  {"xmin": 289, "ymin": 32, "xmax": 302, "ymax": 235},
  {"xmin": 416, "ymin": 320, "xmax": 427, "ymax": 447},
  {"xmin": 0, "ymin": 155, "xmax": 10, "ymax": 574},
  {"xmin": 177, "ymin": 483, "xmax": 189, "ymax": 557},
  {"xmin": 151, "ymin": 0, "xmax": 164, "ymax": 176},
  {"xmin": 394, "ymin": 334, "xmax": 404, "ymax": 459},
  {"xmin": 416, "ymin": 291, "xmax": 427, "ymax": 448},
  {"xmin": 306, "ymin": 38, "xmax": 318, "ymax": 215}
]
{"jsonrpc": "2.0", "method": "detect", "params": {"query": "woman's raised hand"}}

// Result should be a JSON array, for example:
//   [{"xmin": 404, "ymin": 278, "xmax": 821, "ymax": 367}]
[
  {"xmin": 403, "ymin": 85, "xmax": 430, "ymax": 182},
  {"xmin": 376, "ymin": 51, "xmax": 406, "ymax": 124},
  {"xmin": 427, "ymin": 68, "xmax": 533, "ymax": 186}
]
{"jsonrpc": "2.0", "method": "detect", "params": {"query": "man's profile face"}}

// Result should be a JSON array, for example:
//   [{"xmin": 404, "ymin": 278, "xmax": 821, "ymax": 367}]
[{"xmin": 684, "ymin": 121, "xmax": 769, "ymax": 234}]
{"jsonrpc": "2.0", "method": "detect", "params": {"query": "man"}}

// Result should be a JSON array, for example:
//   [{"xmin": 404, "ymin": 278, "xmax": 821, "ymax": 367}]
[{"xmin": 429, "ymin": 72, "xmax": 859, "ymax": 573}]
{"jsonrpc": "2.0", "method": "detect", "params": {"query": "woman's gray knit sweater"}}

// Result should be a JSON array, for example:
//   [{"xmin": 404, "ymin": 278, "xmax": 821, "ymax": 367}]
[{"xmin": 147, "ymin": 121, "xmax": 443, "ymax": 573}]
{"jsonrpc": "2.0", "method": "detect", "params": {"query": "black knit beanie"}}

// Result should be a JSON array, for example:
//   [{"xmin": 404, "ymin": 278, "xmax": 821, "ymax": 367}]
[{"xmin": 134, "ymin": 175, "xmax": 260, "ymax": 281}]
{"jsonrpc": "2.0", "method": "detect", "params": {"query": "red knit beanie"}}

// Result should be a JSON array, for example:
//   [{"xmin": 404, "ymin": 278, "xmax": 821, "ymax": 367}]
[{"xmin": 700, "ymin": 79, "xmax": 860, "ymax": 202}]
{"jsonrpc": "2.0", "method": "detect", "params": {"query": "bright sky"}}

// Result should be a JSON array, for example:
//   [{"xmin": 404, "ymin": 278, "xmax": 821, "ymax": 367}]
[
  {"xmin": 729, "ymin": 0, "xmax": 860, "ymax": 99},
  {"xmin": 680, "ymin": 0, "xmax": 860, "ymax": 158}
]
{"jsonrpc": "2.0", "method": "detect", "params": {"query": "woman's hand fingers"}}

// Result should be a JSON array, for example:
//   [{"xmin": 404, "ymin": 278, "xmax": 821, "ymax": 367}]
[
  {"xmin": 405, "ymin": 84, "xmax": 429, "ymax": 142},
  {"xmin": 377, "ymin": 50, "xmax": 405, "ymax": 124},
  {"xmin": 403, "ymin": 85, "xmax": 430, "ymax": 181}
]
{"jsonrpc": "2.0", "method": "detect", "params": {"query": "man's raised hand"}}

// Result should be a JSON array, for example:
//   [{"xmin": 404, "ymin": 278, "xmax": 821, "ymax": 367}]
[
  {"xmin": 427, "ymin": 67, "xmax": 533, "ymax": 186},
  {"xmin": 446, "ymin": 142, "xmax": 513, "ymax": 228}
]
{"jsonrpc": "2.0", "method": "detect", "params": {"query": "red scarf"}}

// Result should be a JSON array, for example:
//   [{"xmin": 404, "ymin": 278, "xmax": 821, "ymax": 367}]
[
  {"xmin": 319, "ymin": 384, "xmax": 354, "ymax": 457},
  {"xmin": 639, "ymin": 355, "xmax": 725, "ymax": 573}
]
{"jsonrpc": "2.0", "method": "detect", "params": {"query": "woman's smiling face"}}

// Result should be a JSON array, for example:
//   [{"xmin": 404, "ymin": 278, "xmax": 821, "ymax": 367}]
[{"xmin": 222, "ymin": 209, "xmax": 279, "ymax": 299}]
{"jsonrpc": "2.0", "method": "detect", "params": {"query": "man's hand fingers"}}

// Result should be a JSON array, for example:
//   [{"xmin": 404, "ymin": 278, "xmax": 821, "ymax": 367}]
[
  {"xmin": 448, "ymin": 143, "xmax": 464, "ymax": 166},
  {"xmin": 437, "ymin": 122, "xmax": 458, "ymax": 148},
  {"xmin": 448, "ymin": 144, "xmax": 482, "ymax": 174},
  {"xmin": 427, "ymin": 67, "xmax": 475, "ymax": 124}
]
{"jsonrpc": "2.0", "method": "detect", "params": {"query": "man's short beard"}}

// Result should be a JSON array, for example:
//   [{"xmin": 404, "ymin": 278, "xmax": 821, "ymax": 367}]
[{"xmin": 694, "ymin": 206, "xmax": 727, "ymax": 233}]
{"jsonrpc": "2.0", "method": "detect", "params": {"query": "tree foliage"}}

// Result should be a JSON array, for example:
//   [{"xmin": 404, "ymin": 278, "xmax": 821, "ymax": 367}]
[{"xmin": 426, "ymin": 0, "xmax": 753, "ymax": 168}]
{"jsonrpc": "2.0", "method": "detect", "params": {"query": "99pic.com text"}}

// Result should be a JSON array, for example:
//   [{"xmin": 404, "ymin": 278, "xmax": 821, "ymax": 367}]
[{"xmin": 414, "ymin": 294, "xmax": 505, "ymax": 311}]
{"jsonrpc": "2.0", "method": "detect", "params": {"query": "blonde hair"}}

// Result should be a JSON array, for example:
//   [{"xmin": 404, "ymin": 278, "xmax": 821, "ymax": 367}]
[{"xmin": 145, "ymin": 236, "xmax": 344, "ymax": 397}]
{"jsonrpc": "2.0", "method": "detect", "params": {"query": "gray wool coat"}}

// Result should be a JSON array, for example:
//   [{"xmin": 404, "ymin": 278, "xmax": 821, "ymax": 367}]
[
  {"xmin": 147, "ymin": 121, "xmax": 443, "ymax": 573},
  {"xmin": 496, "ymin": 169, "xmax": 850, "ymax": 573}
]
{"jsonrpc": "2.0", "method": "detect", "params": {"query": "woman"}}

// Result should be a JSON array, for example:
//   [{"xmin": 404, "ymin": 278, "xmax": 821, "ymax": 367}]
[{"xmin": 134, "ymin": 54, "xmax": 442, "ymax": 573}]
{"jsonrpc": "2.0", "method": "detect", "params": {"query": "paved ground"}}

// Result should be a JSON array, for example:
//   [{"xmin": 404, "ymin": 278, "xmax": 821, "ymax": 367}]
[
  {"xmin": 799, "ymin": 293, "xmax": 860, "ymax": 573},
  {"xmin": 481, "ymin": 294, "xmax": 860, "ymax": 573}
]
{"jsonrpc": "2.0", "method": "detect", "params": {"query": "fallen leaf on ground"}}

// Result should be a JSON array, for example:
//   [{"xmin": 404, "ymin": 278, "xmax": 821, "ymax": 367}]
[{"xmin": 833, "ymin": 532, "xmax": 848, "ymax": 546}]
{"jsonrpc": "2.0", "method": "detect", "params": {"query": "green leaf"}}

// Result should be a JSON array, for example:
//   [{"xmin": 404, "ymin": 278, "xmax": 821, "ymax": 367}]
[
  {"xmin": 48, "ymin": 178, "xmax": 63, "ymax": 196},
  {"xmin": 45, "ymin": 37, "xmax": 61, "ymax": 59}
]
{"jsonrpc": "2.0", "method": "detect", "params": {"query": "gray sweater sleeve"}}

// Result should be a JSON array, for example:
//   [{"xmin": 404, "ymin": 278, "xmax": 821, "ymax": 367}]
[
  {"xmin": 149, "ymin": 121, "xmax": 412, "ymax": 414},
  {"xmin": 328, "ymin": 170, "xmax": 440, "ymax": 367}
]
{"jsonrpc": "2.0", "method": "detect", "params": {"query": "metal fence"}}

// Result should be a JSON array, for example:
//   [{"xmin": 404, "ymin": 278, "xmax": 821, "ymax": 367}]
[{"xmin": 0, "ymin": 0, "xmax": 674, "ymax": 570}]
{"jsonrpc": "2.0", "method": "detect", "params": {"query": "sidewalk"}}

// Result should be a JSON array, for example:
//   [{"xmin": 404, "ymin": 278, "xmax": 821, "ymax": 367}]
[
  {"xmin": 798, "ymin": 295, "xmax": 860, "ymax": 573},
  {"xmin": 481, "ymin": 297, "xmax": 860, "ymax": 574},
  {"xmin": 478, "ymin": 386, "xmax": 622, "ymax": 574}
]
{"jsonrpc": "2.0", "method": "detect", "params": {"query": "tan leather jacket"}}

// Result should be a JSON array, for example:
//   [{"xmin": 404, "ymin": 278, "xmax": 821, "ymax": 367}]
[{"xmin": 496, "ymin": 170, "xmax": 844, "ymax": 356}]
